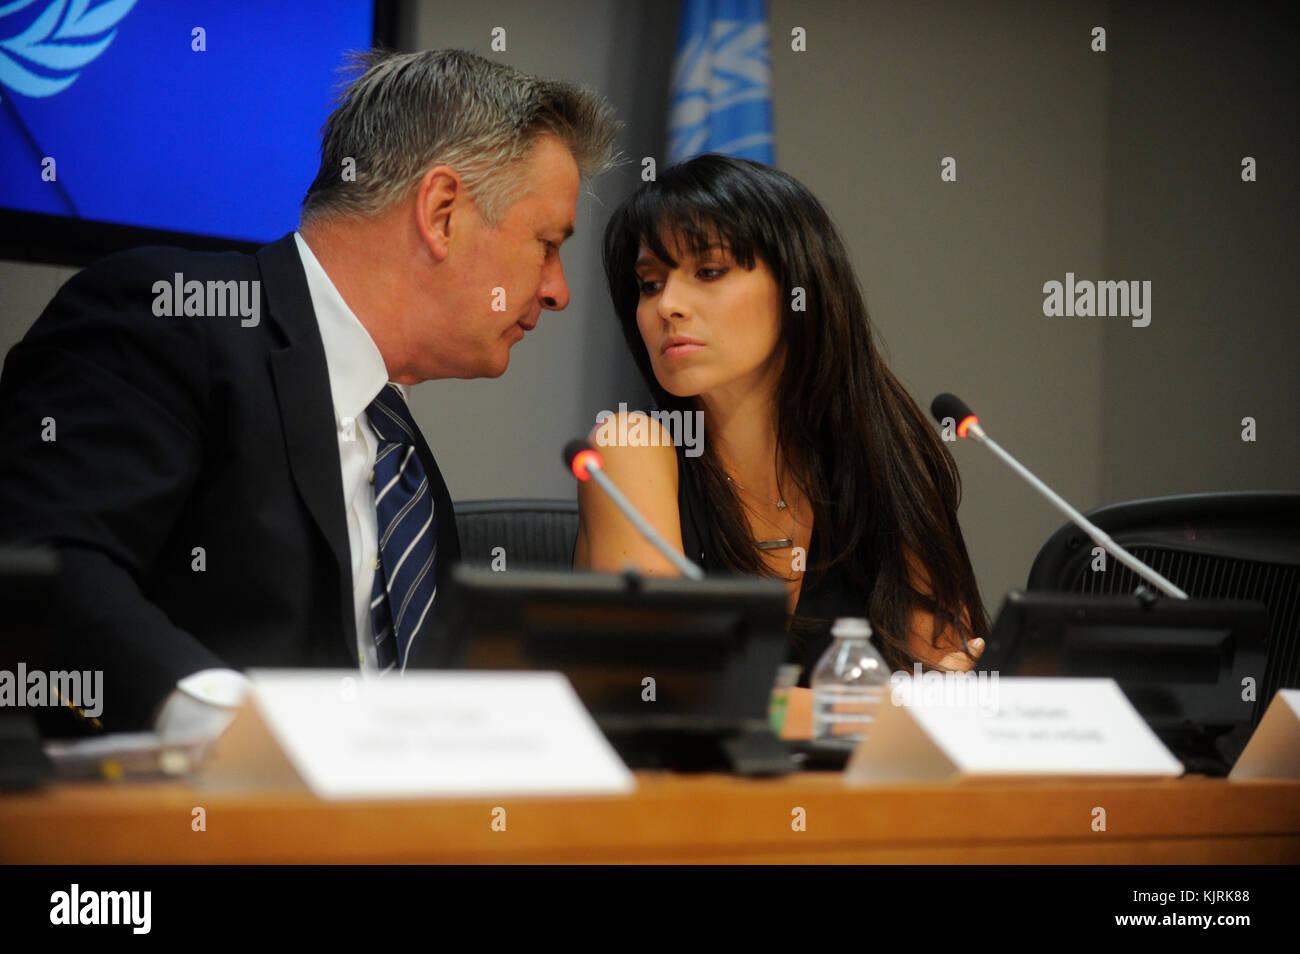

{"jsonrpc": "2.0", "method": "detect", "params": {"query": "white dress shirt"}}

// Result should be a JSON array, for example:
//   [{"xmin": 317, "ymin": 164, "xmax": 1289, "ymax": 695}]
[
  {"xmin": 154, "ymin": 231, "xmax": 396, "ymax": 738},
  {"xmin": 295, "ymin": 230, "xmax": 395, "ymax": 673}
]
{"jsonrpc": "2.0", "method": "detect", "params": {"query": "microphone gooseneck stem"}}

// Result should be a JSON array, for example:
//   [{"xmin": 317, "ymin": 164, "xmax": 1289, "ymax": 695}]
[
  {"xmin": 967, "ymin": 422, "xmax": 1189, "ymax": 600},
  {"xmin": 586, "ymin": 467, "xmax": 705, "ymax": 580}
]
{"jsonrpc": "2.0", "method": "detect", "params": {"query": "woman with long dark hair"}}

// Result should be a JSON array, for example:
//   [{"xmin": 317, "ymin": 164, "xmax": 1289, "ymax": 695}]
[{"xmin": 575, "ymin": 154, "xmax": 988, "ymax": 681}]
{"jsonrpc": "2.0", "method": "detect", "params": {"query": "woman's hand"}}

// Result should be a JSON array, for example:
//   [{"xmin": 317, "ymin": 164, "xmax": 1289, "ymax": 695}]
[
  {"xmin": 902, "ymin": 549, "xmax": 985, "ymax": 673},
  {"xmin": 933, "ymin": 637, "xmax": 985, "ymax": 672}
]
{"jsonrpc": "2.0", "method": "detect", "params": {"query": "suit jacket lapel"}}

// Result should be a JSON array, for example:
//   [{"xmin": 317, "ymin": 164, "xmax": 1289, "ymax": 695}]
[{"xmin": 257, "ymin": 234, "xmax": 357, "ymax": 658}]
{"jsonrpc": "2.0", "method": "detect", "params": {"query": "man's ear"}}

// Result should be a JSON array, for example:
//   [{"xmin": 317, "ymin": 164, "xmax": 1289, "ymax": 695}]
[{"xmin": 415, "ymin": 165, "xmax": 462, "ymax": 262}]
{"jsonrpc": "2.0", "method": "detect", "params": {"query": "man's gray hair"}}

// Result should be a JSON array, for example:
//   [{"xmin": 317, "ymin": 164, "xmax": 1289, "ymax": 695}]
[{"xmin": 301, "ymin": 49, "xmax": 621, "ymax": 226}]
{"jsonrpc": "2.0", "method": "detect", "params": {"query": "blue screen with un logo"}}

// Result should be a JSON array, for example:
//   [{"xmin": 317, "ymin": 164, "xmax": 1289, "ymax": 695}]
[{"xmin": 0, "ymin": 1, "xmax": 373, "ymax": 243}]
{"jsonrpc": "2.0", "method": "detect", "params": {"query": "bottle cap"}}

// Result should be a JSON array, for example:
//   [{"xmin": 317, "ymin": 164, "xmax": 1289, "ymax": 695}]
[{"xmin": 831, "ymin": 617, "xmax": 872, "ymax": 639}]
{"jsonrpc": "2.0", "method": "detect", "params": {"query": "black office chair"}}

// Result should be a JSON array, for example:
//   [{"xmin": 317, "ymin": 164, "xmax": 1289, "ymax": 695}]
[
  {"xmin": 452, "ymin": 499, "xmax": 579, "ymax": 571},
  {"xmin": 1026, "ymin": 491, "xmax": 1300, "ymax": 724}
]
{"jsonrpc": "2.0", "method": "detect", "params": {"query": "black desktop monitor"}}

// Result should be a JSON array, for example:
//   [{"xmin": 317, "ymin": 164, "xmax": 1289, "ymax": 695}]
[
  {"xmin": 981, "ymin": 589, "xmax": 1270, "ymax": 773},
  {"xmin": 423, "ymin": 566, "xmax": 794, "ymax": 773}
]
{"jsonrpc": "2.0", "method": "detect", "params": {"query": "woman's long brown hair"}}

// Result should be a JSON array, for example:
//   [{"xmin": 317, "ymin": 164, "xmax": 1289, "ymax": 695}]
[{"xmin": 602, "ymin": 154, "xmax": 989, "ymax": 668}]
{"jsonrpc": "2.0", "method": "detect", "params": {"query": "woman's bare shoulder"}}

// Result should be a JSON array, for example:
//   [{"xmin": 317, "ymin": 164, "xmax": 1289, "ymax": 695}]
[{"xmin": 587, "ymin": 409, "xmax": 682, "ymax": 483}]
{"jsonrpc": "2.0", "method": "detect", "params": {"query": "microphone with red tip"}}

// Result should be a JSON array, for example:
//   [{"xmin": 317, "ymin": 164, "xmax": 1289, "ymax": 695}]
[
  {"xmin": 563, "ymin": 439, "xmax": 705, "ymax": 580},
  {"xmin": 930, "ymin": 393, "xmax": 1188, "ymax": 600}
]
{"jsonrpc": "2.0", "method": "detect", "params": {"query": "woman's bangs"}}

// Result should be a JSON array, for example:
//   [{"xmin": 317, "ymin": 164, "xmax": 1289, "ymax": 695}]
[{"xmin": 625, "ymin": 184, "xmax": 758, "ymax": 270}]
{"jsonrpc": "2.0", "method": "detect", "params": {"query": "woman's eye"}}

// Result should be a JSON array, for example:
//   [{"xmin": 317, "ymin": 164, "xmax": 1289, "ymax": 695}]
[
  {"xmin": 637, "ymin": 279, "xmax": 663, "ymax": 295},
  {"xmin": 697, "ymin": 267, "xmax": 728, "ymax": 280}
]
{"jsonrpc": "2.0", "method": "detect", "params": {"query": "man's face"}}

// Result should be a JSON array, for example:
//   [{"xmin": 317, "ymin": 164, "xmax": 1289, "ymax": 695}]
[{"xmin": 435, "ymin": 135, "xmax": 580, "ymax": 378}]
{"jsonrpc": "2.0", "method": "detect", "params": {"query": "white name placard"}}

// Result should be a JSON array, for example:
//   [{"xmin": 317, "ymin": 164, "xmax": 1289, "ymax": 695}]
[
  {"xmin": 1229, "ymin": 689, "xmax": 1300, "ymax": 780},
  {"xmin": 200, "ymin": 670, "xmax": 635, "ymax": 799},
  {"xmin": 844, "ymin": 676, "xmax": 1183, "ymax": 783}
]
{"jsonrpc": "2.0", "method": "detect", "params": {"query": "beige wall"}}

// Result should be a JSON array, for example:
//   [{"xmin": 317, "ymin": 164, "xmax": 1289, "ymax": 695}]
[
  {"xmin": 0, "ymin": 261, "xmax": 77, "ymax": 362},
  {"xmin": 1100, "ymin": 1, "xmax": 1299, "ymax": 502},
  {"xmin": 1, "ymin": 0, "xmax": 1293, "ymax": 617},
  {"xmin": 768, "ymin": 0, "xmax": 1108, "ymax": 608}
]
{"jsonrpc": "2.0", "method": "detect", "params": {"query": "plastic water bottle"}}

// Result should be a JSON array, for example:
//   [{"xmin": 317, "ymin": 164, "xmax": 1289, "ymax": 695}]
[{"xmin": 811, "ymin": 618, "xmax": 888, "ymax": 742}]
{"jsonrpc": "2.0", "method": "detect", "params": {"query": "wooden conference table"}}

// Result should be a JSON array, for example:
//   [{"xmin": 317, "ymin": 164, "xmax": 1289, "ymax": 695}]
[{"xmin": 3, "ymin": 691, "xmax": 1298, "ymax": 864}]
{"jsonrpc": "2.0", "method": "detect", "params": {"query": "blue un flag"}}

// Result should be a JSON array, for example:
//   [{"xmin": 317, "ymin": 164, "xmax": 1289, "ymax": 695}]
[{"xmin": 667, "ymin": 0, "xmax": 774, "ymax": 165}]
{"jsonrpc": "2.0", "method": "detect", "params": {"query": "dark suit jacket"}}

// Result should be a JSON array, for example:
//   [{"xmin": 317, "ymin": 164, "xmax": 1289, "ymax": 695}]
[{"xmin": 0, "ymin": 234, "xmax": 461, "ymax": 730}]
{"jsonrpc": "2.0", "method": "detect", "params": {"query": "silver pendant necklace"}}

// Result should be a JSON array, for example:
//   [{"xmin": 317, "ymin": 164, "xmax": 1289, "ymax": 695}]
[{"xmin": 727, "ymin": 475, "xmax": 796, "ymax": 549}]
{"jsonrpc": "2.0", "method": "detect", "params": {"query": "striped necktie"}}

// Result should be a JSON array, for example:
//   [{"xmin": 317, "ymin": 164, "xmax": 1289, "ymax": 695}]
[{"xmin": 366, "ymin": 383, "xmax": 438, "ymax": 672}]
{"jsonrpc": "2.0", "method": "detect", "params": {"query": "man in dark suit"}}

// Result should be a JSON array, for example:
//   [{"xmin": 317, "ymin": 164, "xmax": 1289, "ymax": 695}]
[{"xmin": 0, "ymin": 50, "xmax": 619, "ymax": 735}]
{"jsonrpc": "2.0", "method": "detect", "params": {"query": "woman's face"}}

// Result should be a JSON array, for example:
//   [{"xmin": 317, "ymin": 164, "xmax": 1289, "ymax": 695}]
[{"xmin": 633, "ymin": 233, "xmax": 784, "ymax": 401}]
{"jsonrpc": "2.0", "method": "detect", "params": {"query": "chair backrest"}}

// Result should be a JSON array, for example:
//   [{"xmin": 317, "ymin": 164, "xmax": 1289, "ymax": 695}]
[
  {"xmin": 452, "ymin": 499, "xmax": 579, "ymax": 571},
  {"xmin": 1026, "ymin": 491, "xmax": 1300, "ymax": 723}
]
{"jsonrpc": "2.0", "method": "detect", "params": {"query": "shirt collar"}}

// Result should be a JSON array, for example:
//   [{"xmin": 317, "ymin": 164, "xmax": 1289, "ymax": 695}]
[{"xmin": 293, "ymin": 231, "xmax": 396, "ymax": 424}]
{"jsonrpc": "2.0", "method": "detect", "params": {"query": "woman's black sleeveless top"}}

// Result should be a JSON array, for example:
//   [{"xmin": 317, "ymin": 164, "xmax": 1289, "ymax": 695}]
[{"xmin": 674, "ymin": 446, "xmax": 872, "ymax": 687}]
